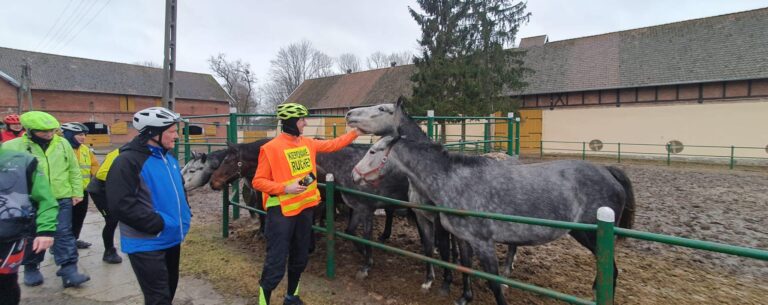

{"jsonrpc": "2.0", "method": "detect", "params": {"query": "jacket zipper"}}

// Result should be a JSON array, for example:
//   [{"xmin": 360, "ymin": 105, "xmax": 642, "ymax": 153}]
[{"xmin": 160, "ymin": 153, "xmax": 185, "ymax": 240}]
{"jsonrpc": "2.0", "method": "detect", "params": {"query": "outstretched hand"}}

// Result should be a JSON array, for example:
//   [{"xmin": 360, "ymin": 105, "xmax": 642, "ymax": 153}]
[{"xmin": 32, "ymin": 236, "xmax": 54, "ymax": 253}]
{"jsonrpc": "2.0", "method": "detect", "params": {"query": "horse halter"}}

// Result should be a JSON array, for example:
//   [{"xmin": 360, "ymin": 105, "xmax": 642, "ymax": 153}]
[{"xmin": 353, "ymin": 138, "xmax": 398, "ymax": 187}]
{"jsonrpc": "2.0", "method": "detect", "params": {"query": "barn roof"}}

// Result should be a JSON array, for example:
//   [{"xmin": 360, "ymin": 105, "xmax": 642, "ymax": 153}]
[
  {"xmin": 286, "ymin": 7, "xmax": 768, "ymax": 110},
  {"xmin": 284, "ymin": 65, "xmax": 414, "ymax": 110},
  {"xmin": 0, "ymin": 47, "xmax": 231, "ymax": 103},
  {"xmin": 510, "ymin": 6, "xmax": 768, "ymax": 95}
]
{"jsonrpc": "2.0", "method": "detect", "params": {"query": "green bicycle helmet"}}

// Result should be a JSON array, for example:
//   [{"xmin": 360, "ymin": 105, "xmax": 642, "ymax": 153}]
[
  {"xmin": 20, "ymin": 111, "xmax": 60, "ymax": 130},
  {"xmin": 276, "ymin": 103, "xmax": 309, "ymax": 120}
]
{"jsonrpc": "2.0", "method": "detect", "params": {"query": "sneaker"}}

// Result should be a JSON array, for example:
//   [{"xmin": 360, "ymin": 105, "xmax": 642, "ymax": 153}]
[
  {"xmin": 283, "ymin": 295, "xmax": 305, "ymax": 305},
  {"xmin": 56, "ymin": 263, "xmax": 90, "ymax": 288},
  {"xmin": 102, "ymin": 248, "xmax": 123, "ymax": 264},
  {"xmin": 75, "ymin": 240, "xmax": 92, "ymax": 249},
  {"xmin": 23, "ymin": 264, "xmax": 44, "ymax": 286}
]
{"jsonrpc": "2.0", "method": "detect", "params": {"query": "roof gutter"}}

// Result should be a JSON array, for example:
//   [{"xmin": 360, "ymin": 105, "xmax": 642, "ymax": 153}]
[
  {"xmin": 0, "ymin": 70, "xmax": 20, "ymax": 88},
  {"xmin": 513, "ymin": 76, "xmax": 768, "ymax": 96}
]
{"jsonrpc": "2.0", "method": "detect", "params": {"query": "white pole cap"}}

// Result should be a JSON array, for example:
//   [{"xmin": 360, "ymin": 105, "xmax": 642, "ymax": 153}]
[
  {"xmin": 229, "ymin": 107, "xmax": 237, "ymax": 114},
  {"xmin": 427, "ymin": 110, "xmax": 434, "ymax": 117},
  {"xmin": 326, "ymin": 173, "xmax": 334, "ymax": 182},
  {"xmin": 597, "ymin": 207, "xmax": 615, "ymax": 222},
  {"xmin": 507, "ymin": 112, "xmax": 514, "ymax": 118}
]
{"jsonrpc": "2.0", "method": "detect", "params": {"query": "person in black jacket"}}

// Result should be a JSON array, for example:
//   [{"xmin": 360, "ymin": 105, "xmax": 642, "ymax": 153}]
[{"xmin": 106, "ymin": 107, "xmax": 191, "ymax": 305}]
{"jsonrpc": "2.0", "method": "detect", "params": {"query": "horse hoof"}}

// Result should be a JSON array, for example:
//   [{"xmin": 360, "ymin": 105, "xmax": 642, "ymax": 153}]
[
  {"xmin": 420, "ymin": 280, "xmax": 432, "ymax": 291},
  {"xmin": 454, "ymin": 298, "xmax": 469, "ymax": 305}
]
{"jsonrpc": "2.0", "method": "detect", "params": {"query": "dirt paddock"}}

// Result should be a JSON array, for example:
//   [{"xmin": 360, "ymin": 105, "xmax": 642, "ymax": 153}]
[{"xmin": 185, "ymin": 159, "xmax": 768, "ymax": 304}]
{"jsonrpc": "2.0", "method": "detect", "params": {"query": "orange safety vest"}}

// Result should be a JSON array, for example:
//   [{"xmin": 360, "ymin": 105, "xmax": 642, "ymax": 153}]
[{"xmin": 252, "ymin": 131, "xmax": 358, "ymax": 217}]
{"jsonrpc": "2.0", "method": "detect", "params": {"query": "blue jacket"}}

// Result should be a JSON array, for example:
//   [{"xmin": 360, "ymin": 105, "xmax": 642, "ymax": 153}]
[{"xmin": 105, "ymin": 137, "xmax": 191, "ymax": 254}]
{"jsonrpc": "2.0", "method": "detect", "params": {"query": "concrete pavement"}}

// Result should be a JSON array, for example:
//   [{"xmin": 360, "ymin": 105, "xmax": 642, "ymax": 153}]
[{"xmin": 19, "ymin": 209, "xmax": 246, "ymax": 305}]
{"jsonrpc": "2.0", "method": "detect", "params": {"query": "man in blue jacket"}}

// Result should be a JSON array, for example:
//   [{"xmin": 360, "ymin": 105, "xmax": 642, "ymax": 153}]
[{"xmin": 106, "ymin": 107, "xmax": 191, "ymax": 305}]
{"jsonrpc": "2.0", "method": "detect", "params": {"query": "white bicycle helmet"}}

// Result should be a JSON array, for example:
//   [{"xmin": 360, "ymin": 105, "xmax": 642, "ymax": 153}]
[
  {"xmin": 133, "ymin": 107, "xmax": 181, "ymax": 133},
  {"xmin": 61, "ymin": 122, "xmax": 89, "ymax": 133}
]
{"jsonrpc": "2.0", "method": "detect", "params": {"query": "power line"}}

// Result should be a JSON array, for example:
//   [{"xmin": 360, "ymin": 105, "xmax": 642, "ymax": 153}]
[
  {"xmin": 47, "ymin": 0, "xmax": 100, "ymax": 52},
  {"xmin": 35, "ymin": 0, "xmax": 75, "ymax": 51},
  {"xmin": 58, "ymin": 0, "xmax": 113, "ymax": 52},
  {"xmin": 39, "ymin": 0, "xmax": 91, "ymax": 52}
]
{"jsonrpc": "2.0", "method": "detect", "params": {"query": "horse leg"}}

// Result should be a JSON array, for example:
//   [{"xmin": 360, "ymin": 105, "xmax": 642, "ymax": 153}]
[
  {"xmin": 356, "ymin": 212, "xmax": 375, "ymax": 280},
  {"xmin": 434, "ymin": 217, "xmax": 453, "ymax": 296},
  {"xmin": 473, "ymin": 242, "xmax": 508, "ymax": 305},
  {"xmin": 378, "ymin": 206, "xmax": 395, "ymax": 242},
  {"xmin": 344, "ymin": 208, "xmax": 365, "ymax": 255},
  {"xmin": 569, "ymin": 231, "xmax": 618, "ymax": 296},
  {"xmin": 455, "ymin": 239, "xmax": 474, "ymax": 305},
  {"xmin": 413, "ymin": 213, "xmax": 436, "ymax": 292},
  {"xmin": 502, "ymin": 244, "xmax": 517, "ymax": 277}
]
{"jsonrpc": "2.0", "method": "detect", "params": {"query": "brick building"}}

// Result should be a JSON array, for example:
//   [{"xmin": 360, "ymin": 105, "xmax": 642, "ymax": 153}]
[
  {"xmin": 285, "ymin": 8, "xmax": 768, "ymax": 160},
  {"xmin": 0, "ymin": 47, "xmax": 231, "ymax": 146}
]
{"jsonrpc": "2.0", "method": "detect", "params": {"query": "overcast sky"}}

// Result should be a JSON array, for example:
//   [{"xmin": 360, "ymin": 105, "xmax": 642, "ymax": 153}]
[{"xmin": 1, "ymin": 0, "xmax": 765, "ymax": 83}]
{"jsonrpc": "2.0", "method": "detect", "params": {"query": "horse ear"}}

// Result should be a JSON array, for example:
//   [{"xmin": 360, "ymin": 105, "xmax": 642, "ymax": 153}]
[{"xmin": 200, "ymin": 153, "xmax": 208, "ymax": 163}]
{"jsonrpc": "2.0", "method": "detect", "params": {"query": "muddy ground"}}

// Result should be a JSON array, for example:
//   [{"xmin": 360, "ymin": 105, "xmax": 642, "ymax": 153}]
[{"xmin": 185, "ymin": 160, "xmax": 768, "ymax": 304}]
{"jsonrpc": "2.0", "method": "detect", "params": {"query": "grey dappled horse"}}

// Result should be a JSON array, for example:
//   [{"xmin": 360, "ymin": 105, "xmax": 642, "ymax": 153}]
[
  {"xmin": 182, "ymin": 150, "xmax": 228, "ymax": 191},
  {"xmin": 348, "ymin": 101, "xmax": 521, "ymax": 296},
  {"xmin": 349, "ymin": 101, "xmax": 636, "ymax": 305},
  {"xmin": 207, "ymin": 139, "xmax": 410, "ymax": 279}
]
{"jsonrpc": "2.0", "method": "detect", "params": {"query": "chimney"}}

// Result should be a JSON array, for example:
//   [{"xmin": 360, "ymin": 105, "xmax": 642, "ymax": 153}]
[{"xmin": 390, "ymin": 61, "xmax": 397, "ymax": 67}]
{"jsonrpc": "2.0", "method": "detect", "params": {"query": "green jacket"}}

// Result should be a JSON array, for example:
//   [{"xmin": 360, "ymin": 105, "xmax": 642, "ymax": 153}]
[
  {"xmin": 3, "ymin": 135, "xmax": 83, "ymax": 199},
  {"xmin": 0, "ymin": 148, "xmax": 58, "ymax": 236}
]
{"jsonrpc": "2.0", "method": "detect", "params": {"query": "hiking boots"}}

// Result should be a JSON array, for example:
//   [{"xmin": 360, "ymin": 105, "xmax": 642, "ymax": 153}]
[
  {"xmin": 283, "ymin": 295, "xmax": 305, "ymax": 305},
  {"xmin": 56, "ymin": 263, "xmax": 90, "ymax": 288},
  {"xmin": 23, "ymin": 264, "xmax": 44, "ymax": 286},
  {"xmin": 75, "ymin": 240, "xmax": 92, "ymax": 249},
  {"xmin": 103, "ymin": 248, "xmax": 123, "ymax": 264}
]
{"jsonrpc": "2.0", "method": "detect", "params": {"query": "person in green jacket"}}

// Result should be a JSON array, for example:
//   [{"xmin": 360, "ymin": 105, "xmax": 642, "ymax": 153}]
[
  {"xmin": 0, "ymin": 141, "xmax": 59, "ymax": 305},
  {"xmin": 2, "ymin": 111, "xmax": 90, "ymax": 288}
]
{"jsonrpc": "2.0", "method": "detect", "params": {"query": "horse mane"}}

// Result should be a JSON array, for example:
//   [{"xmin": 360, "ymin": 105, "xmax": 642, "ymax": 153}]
[{"xmin": 399, "ymin": 137, "xmax": 491, "ymax": 168}]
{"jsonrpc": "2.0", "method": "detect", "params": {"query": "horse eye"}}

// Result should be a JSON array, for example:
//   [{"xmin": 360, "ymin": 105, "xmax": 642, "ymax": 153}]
[
  {"xmin": 369, "ymin": 150, "xmax": 375, "ymax": 154},
  {"xmin": 378, "ymin": 106, "xmax": 385, "ymax": 112}
]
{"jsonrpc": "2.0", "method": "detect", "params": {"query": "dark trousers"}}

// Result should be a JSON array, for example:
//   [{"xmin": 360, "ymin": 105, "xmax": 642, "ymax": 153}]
[
  {"xmin": 72, "ymin": 190, "xmax": 89, "ymax": 240},
  {"xmin": 88, "ymin": 190, "xmax": 119, "ymax": 250},
  {"xmin": 127, "ymin": 245, "xmax": 181, "ymax": 305},
  {"xmin": 22, "ymin": 199, "xmax": 78, "ymax": 266},
  {"xmin": 0, "ymin": 273, "xmax": 20, "ymax": 305},
  {"xmin": 259, "ymin": 206, "xmax": 313, "ymax": 295}
]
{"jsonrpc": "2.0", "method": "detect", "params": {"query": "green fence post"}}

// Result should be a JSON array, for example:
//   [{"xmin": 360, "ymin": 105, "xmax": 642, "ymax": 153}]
[
  {"xmin": 484, "ymin": 119, "xmax": 491, "ymax": 153},
  {"xmin": 172, "ymin": 122, "xmax": 180, "ymax": 159},
  {"xmin": 427, "ymin": 110, "xmax": 435, "ymax": 141},
  {"xmin": 582, "ymin": 142, "xmax": 586, "ymax": 160},
  {"xmin": 729, "ymin": 146, "xmax": 735, "ymax": 170},
  {"xmin": 228, "ymin": 110, "xmax": 240, "ymax": 218},
  {"xmin": 183, "ymin": 119, "xmax": 191, "ymax": 163},
  {"xmin": 666, "ymin": 143, "xmax": 671, "ymax": 166},
  {"xmin": 595, "ymin": 207, "xmax": 616, "ymax": 305},
  {"xmin": 325, "ymin": 174, "xmax": 336, "ymax": 279},
  {"xmin": 506, "ymin": 113, "xmax": 513, "ymax": 156},
  {"xmin": 515, "ymin": 117, "xmax": 521, "ymax": 156},
  {"xmin": 332, "ymin": 123, "xmax": 337, "ymax": 138},
  {"xmin": 617, "ymin": 142, "xmax": 621, "ymax": 163},
  {"xmin": 222, "ymin": 184, "xmax": 230, "ymax": 238}
]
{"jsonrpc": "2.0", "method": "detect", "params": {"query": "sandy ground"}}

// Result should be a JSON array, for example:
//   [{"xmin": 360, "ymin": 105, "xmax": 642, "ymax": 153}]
[{"xmin": 185, "ymin": 160, "xmax": 768, "ymax": 304}]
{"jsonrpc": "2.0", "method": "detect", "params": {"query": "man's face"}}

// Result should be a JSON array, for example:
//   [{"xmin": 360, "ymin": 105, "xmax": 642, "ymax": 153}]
[
  {"xmin": 8, "ymin": 124, "xmax": 22, "ymax": 131},
  {"xmin": 74, "ymin": 133, "xmax": 87, "ymax": 144},
  {"xmin": 33, "ymin": 129, "xmax": 55, "ymax": 140},
  {"xmin": 153, "ymin": 125, "xmax": 179, "ymax": 150},
  {"xmin": 297, "ymin": 117, "xmax": 307, "ymax": 134}
]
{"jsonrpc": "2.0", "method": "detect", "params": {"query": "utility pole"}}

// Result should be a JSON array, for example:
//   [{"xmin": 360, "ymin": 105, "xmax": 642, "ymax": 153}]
[
  {"xmin": 161, "ymin": 0, "xmax": 177, "ymax": 111},
  {"xmin": 18, "ymin": 59, "xmax": 33, "ymax": 112}
]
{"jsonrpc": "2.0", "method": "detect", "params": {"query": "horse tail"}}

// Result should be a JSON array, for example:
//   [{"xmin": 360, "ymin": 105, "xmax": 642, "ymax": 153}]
[{"xmin": 606, "ymin": 166, "xmax": 635, "ymax": 239}]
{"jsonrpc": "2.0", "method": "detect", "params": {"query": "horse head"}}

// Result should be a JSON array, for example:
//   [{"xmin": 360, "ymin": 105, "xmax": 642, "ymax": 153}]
[
  {"xmin": 208, "ymin": 138, "xmax": 271, "ymax": 190},
  {"xmin": 182, "ymin": 151, "xmax": 218, "ymax": 191},
  {"xmin": 352, "ymin": 135, "xmax": 400, "ymax": 186}
]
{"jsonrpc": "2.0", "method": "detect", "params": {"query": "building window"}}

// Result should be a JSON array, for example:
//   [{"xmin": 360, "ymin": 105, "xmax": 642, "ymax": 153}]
[
  {"xmin": 589, "ymin": 139, "xmax": 603, "ymax": 151},
  {"xmin": 666, "ymin": 140, "xmax": 684, "ymax": 154},
  {"xmin": 83, "ymin": 122, "xmax": 109, "ymax": 135},
  {"xmin": 183, "ymin": 125, "xmax": 204, "ymax": 136}
]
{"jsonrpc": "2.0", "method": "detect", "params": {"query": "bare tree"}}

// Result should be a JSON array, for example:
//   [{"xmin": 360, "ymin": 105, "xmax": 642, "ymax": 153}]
[
  {"xmin": 133, "ymin": 60, "xmax": 160, "ymax": 68},
  {"xmin": 208, "ymin": 53, "xmax": 257, "ymax": 122},
  {"xmin": 337, "ymin": 53, "xmax": 361, "ymax": 74},
  {"xmin": 366, "ymin": 51, "xmax": 389, "ymax": 69},
  {"xmin": 388, "ymin": 51, "xmax": 414, "ymax": 66},
  {"xmin": 265, "ymin": 40, "xmax": 335, "ymax": 107}
]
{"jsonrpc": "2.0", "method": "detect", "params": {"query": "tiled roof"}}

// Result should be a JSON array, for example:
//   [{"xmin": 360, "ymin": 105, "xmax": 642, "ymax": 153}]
[
  {"xmin": 510, "ymin": 7, "xmax": 768, "ymax": 95},
  {"xmin": 0, "ymin": 47, "xmax": 230, "ymax": 102},
  {"xmin": 284, "ymin": 65, "xmax": 414, "ymax": 110},
  {"xmin": 283, "ymin": 7, "xmax": 768, "ymax": 110}
]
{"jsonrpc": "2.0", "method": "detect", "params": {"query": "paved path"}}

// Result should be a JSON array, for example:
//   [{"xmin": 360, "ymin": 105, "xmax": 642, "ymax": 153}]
[{"xmin": 20, "ymin": 210, "xmax": 246, "ymax": 305}]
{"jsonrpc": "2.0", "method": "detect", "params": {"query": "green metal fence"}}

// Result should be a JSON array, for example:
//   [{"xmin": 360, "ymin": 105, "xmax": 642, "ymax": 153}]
[{"xmin": 532, "ymin": 140, "xmax": 768, "ymax": 169}]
